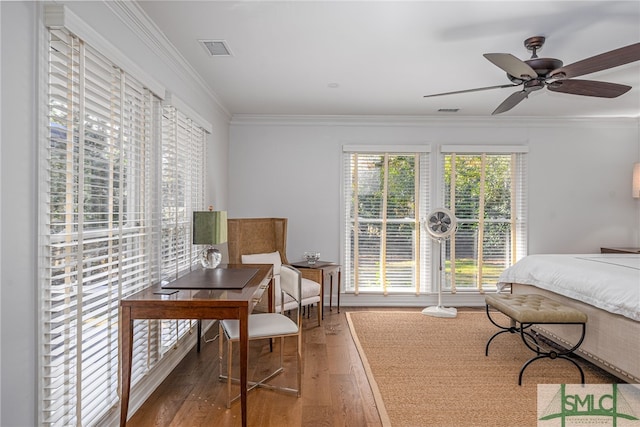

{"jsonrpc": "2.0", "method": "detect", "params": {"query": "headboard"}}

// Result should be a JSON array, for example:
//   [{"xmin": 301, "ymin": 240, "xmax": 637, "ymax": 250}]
[{"xmin": 227, "ymin": 218, "xmax": 289, "ymax": 264}]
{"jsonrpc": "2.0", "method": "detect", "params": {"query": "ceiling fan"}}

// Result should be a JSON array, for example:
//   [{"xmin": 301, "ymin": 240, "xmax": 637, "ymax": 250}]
[{"xmin": 424, "ymin": 36, "xmax": 640, "ymax": 115}]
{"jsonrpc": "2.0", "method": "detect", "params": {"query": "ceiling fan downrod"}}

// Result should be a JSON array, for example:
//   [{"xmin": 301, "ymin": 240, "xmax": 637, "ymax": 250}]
[{"xmin": 524, "ymin": 36, "xmax": 545, "ymax": 59}]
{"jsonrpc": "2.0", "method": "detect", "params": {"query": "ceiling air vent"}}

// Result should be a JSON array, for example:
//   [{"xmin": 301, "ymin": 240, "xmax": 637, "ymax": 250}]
[
  {"xmin": 438, "ymin": 108, "xmax": 460, "ymax": 113},
  {"xmin": 199, "ymin": 40, "xmax": 232, "ymax": 57}
]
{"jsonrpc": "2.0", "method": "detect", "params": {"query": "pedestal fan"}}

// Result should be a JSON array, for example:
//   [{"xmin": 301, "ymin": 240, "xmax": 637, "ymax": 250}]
[{"xmin": 422, "ymin": 208, "xmax": 458, "ymax": 318}]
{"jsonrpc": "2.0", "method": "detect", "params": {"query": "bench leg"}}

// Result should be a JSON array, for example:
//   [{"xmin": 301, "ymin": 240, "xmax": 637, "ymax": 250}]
[
  {"xmin": 485, "ymin": 304, "xmax": 539, "ymax": 356},
  {"xmin": 518, "ymin": 323, "xmax": 587, "ymax": 386}
]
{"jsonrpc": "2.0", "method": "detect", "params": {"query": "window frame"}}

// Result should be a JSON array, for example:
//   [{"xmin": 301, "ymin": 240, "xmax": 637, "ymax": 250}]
[
  {"xmin": 439, "ymin": 145, "xmax": 528, "ymax": 292},
  {"xmin": 341, "ymin": 144, "xmax": 528, "ymax": 297},
  {"xmin": 341, "ymin": 145, "xmax": 431, "ymax": 295}
]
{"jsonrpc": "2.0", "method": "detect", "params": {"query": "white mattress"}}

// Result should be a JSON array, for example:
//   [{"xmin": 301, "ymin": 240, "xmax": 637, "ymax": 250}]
[{"xmin": 497, "ymin": 254, "xmax": 640, "ymax": 321}]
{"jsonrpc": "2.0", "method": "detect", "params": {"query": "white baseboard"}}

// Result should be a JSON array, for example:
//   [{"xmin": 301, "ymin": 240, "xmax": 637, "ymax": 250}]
[{"xmin": 331, "ymin": 292, "xmax": 486, "ymax": 308}]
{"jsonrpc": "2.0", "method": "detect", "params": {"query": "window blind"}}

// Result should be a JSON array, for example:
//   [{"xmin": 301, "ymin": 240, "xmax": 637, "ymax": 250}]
[
  {"xmin": 441, "ymin": 149, "xmax": 528, "ymax": 292},
  {"xmin": 43, "ymin": 26, "xmax": 208, "ymax": 426},
  {"xmin": 159, "ymin": 105, "xmax": 206, "ymax": 352},
  {"xmin": 43, "ymin": 28, "xmax": 160, "ymax": 426},
  {"xmin": 342, "ymin": 148, "xmax": 430, "ymax": 294}
]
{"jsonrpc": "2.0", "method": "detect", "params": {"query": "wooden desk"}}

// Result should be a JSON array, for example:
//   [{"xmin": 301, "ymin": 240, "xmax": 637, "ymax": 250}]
[{"xmin": 119, "ymin": 264, "xmax": 273, "ymax": 427}]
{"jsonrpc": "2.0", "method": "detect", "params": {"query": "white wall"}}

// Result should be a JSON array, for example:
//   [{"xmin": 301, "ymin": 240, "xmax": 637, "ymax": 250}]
[
  {"xmin": 228, "ymin": 115, "xmax": 640, "ymax": 280},
  {"xmin": 0, "ymin": 2, "xmax": 229, "ymax": 425},
  {"xmin": 1, "ymin": 3, "xmax": 39, "ymax": 425}
]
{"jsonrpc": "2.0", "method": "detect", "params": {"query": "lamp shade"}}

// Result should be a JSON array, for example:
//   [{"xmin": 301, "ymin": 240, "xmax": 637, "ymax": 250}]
[
  {"xmin": 193, "ymin": 211, "xmax": 228, "ymax": 245},
  {"xmin": 634, "ymin": 163, "xmax": 640, "ymax": 199}
]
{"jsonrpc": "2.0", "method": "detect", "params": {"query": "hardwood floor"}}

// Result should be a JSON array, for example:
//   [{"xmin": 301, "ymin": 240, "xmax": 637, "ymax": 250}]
[{"xmin": 128, "ymin": 307, "xmax": 412, "ymax": 426}]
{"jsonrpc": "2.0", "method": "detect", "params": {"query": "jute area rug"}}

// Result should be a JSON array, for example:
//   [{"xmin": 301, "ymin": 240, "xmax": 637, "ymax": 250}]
[{"xmin": 346, "ymin": 311, "xmax": 619, "ymax": 427}]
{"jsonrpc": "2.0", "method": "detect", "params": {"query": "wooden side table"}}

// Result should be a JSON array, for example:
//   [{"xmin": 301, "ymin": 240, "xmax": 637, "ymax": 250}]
[
  {"xmin": 291, "ymin": 261, "xmax": 341, "ymax": 316},
  {"xmin": 600, "ymin": 247, "xmax": 640, "ymax": 254}
]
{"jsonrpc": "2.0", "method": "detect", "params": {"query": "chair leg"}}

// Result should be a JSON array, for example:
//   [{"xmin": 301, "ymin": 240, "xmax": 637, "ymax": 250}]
[
  {"xmin": 296, "ymin": 333, "xmax": 302, "ymax": 397},
  {"xmin": 226, "ymin": 338, "xmax": 233, "ymax": 408},
  {"xmin": 218, "ymin": 323, "xmax": 234, "ymax": 409},
  {"xmin": 280, "ymin": 336, "xmax": 285, "ymax": 371},
  {"xmin": 218, "ymin": 322, "xmax": 224, "ymax": 378},
  {"xmin": 317, "ymin": 302, "xmax": 322, "ymax": 326},
  {"xmin": 220, "ymin": 335, "xmax": 300, "ymax": 404}
]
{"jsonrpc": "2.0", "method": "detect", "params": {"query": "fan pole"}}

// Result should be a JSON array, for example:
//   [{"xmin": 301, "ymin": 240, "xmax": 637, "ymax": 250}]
[{"xmin": 422, "ymin": 240, "xmax": 457, "ymax": 318}]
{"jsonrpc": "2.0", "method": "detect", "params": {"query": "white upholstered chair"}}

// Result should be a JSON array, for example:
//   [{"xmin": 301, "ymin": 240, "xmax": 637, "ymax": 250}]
[
  {"xmin": 227, "ymin": 218, "xmax": 322, "ymax": 325},
  {"xmin": 218, "ymin": 264, "xmax": 303, "ymax": 407},
  {"xmin": 241, "ymin": 250, "xmax": 321, "ymax": 320}
]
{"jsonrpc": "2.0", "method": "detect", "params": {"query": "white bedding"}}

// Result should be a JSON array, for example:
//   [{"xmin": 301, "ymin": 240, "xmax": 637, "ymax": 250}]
[{"xmin": 497, "ymin": 254, "xmax": 640, "ymax": 321}]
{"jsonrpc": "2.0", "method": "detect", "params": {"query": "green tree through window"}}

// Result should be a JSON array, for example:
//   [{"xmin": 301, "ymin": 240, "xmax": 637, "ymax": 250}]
[
  {"xmin": 343, "ymin": 150, "xmax": 430, "ymax": 294},
  {"xmin": 342, "ymin": 146, "xmax": 527, "ymax": 295},
  {"xmin": 442, "ymin": 151, "xmax": 527, "ymax": 292}
]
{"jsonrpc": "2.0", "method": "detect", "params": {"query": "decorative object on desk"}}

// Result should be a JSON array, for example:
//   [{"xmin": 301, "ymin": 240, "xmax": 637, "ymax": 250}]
[
  {"xmin": 422, "ymin": 208, "xmax": 458, "ymax": 318},
  {"xmin": 193, "ymin": 208, "xmax": 228, "ymax": 269},
  {"xmin": 633, "ymin": 162, "xmax": 640, "ymax": 198},
  {"xmin": 304, "ymin": 251, "xmax": 320, "ymax": 265}
]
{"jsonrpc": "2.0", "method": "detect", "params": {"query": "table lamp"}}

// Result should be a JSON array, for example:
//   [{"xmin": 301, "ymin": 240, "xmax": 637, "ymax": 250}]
[{"xmin": 193, "ymin": 209, "xmax": 228, "ymax": 268}]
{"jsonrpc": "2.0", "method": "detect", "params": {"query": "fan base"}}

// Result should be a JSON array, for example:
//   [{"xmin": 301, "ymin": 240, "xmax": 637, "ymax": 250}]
[{"xmin": 421, "ymin": 305, "xmax": 458, "ymax": 318}]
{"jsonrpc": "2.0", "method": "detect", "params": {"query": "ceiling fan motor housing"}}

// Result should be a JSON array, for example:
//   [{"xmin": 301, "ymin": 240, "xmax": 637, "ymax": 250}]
[{"xmin": 507, "ymin": 57, "xmax": 564, "ymax": 83}]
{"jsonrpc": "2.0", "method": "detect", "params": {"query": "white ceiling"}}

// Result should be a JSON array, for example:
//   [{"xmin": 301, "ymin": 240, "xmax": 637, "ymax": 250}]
[{"xmin": 138, "ymin": 1, "xmax": 640, "ymax": 118}]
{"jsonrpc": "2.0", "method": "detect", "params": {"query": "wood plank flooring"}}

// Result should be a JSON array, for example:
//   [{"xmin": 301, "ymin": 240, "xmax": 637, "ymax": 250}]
[{"xmin": 128, "ymin": 307, "xmax": 412, "ymax": 427}]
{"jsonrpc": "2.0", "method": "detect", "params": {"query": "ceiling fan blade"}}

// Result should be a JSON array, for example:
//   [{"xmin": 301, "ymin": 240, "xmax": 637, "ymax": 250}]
[
  {"xmin": 483, "ymin": 53, "xmax": 537, "ymax": 79},
  {"xmin": 547, "ymin": 79, "xmax": 632, "ymax": 98},
  {"xmin": 492, "ymin": 90, "xmax": 528, "ymax": 115},
  {"xmin": 548, "ymin": 42, "xmax": 640, "ymax": 79},
  {"xmin": 424, "ymin": 83, "xmax": 518, "ymax": 98}
]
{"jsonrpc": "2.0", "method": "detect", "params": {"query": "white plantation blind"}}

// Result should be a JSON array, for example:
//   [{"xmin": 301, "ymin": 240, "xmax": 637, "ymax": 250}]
[
  {"xmin": 440, "ymin": 146, "xmax": 528, "ymax": 292},
  {"xmin": 43, "ymin": 26, "xmax": 209, "ymax": 426},
  {"xmin": 160, "ymin": 105, "xmax": 206, "ymax": 352},
  {"xmin": 44, "ymin": 28, "xmax": 161, "ymax": 426},
  {"xmin": 342, "ymin": 147, "xmax": 430, "ymax": 295}
]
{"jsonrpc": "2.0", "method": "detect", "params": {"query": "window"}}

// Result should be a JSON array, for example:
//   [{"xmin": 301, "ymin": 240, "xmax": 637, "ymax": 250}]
[
  {"xmin": 42, "ymin": 27, "xmax": 207, "ymax": 426},
  {"xmin": 342, "ymin": 145, "xmax": 527, "ymax": 297},
  {"xmin": 342, "ymin": 147, "xmax": 430, "ymax": 294},
  {"xmin": 159, "ymin": 105, "xmax": 206, "ymax": 352},
  {"xmin": 440, "ymin": 146, "xmax": 528, "ymax": 292}
]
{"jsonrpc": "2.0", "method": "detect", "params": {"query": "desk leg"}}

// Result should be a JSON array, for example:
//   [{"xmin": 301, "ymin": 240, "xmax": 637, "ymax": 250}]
[
  {"xmin": 239, "ymin": 306, "xmax": 249, "ymax": 427},
  {"xmin": 268, "ymin": 276, "xmax": 274, "ymax": 313},
  {"xmin": 337, "ymin": 270, "xmax": 341, "ymax": 313},
  {"xmin": 120, "ymin": 307, "xmax": 133, "ymax": 426},
  {"xmin": 328, "ymin": 271, "xmax": 333, "ymax": 312},
  {"xmin": 197, "ymin": 320, "xmax": 202, "ymax": 353}
]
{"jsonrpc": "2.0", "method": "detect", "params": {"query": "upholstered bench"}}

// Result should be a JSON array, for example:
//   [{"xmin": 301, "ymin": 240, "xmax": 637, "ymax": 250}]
[{"xmin": 485, "ymin": 293, "xmax": 588, "ymax": 385}]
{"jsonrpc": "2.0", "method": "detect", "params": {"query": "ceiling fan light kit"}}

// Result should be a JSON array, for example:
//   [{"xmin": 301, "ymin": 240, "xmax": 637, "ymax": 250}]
[{"xmin": 424, "ymin": 36, "xmax": 640, "ymax": 115}]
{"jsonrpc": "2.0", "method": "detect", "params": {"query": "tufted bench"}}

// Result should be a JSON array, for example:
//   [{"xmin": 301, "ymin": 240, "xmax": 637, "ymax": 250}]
[{"xmin": 485, "ymin": 293, "xmax": 588, "ymax": 385}]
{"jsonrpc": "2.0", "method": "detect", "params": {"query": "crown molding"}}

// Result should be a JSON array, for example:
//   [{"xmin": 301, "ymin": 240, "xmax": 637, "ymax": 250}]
[
  {"xmin": 230, "ymin": 114, "xmax": 639, "ymax": 128},
  {"xmin": 104, "ymin": 0, "xmax": 231, "ymax": 120}
]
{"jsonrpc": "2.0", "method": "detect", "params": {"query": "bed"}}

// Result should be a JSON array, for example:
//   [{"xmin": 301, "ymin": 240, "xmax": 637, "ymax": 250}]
[{"xmin": 497, "ymin": 253, "xmax": 640, "ymax": 383}]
